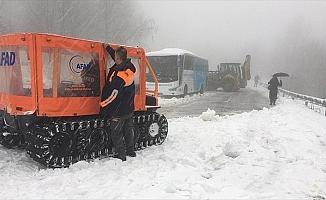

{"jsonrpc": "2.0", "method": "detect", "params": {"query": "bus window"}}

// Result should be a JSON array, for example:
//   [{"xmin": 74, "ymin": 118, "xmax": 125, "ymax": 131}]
[
  {"xmin": 147, "ymin": 56, "xmax": 178, "ymax": 83},
  {"xmin": 184, "ymin": 55, "xmax": 194, "ymax": 70}
]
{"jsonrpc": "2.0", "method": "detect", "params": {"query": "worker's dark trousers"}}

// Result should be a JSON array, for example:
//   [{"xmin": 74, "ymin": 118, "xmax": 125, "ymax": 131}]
[{"xmin": 110, "ymin": 114, "xmax": 135, "ymax": 156}]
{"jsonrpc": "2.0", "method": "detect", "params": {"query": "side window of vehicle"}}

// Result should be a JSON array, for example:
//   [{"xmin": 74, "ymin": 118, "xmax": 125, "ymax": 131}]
[
  {"xmin": 42, "ymin": 48, "xmax": 54, "ymax": 97},
  {"xmin": 42, "ymin": 48, "xmax": 100, "ymax": 97},
  {"xmin": 0, "ymin": 45, "xmax": 31, "ymax": 96},
  {"xmin": 184, "ymin": 55, "xmax": 194, "ymax": 70},
  {"xmin": 58, "ymin": 49, "xmax": 100, "ymax": 97},
  {"xmin": 131, "ymin": 58, "xmax": 140, "ymax": 95}
]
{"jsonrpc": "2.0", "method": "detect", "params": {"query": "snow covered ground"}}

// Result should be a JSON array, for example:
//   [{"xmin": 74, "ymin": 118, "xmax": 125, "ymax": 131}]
[
  {"xmin": 158, "ymin": 92, "xmax": 214, "ymax": 107},
  {"xmin": 1, "ymin": 87, "xmax": 326, "ymax": 199}
]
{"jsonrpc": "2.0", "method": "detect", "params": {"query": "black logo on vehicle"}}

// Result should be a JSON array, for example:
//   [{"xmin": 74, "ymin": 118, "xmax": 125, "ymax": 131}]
[
  {"xmin": 0, "ymin": 52, "xmax": 16, "ymax": 66},
  {"xmin": 69, "ymin": 55, "xmax": 91, "ymax": 75}
]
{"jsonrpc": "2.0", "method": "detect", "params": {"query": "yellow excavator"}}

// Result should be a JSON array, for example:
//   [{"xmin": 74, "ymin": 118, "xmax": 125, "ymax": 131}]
[{"xmin": 207, "ymin": 55, "xmax": 251, "ymax": 92}]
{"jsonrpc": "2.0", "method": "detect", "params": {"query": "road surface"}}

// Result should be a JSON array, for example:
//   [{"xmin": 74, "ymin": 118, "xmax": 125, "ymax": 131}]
[{"xmin": 158, "ymin": 87, "xmax": 269, "ymax": 118}]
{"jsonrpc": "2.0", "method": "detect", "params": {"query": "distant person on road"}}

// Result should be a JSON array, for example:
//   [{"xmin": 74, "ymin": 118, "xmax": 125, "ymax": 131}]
[
  {"xmin": 254, "ymin": 75, "xmax": 260, "ymax": 87},
  {"xmin": 268, "ymin": 75, "xmax": 282, "ymax": 105}
]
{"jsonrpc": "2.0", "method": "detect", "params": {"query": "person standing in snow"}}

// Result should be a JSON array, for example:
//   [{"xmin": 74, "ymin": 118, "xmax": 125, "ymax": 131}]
[
  {"xmin": 268, "ymin": 75, "xmax": 282, "ymax": 105},
  {"xmin": 100, "ymin": 44, "xmax": 136, "ymax": 161},
  {"xmin": 254, "ymin": 75, "xmax": 260, "ymax": 87}
]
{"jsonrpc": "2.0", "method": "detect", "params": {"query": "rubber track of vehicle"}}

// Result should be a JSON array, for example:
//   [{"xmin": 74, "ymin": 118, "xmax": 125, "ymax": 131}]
[
  {"xmin": 25, "ymin": 112, "xmax": 168, "ymax": 168},
  {"xmin": 0, "ymin": 116, "xmax": 26, "ymax": 149},
  {"xmin": 0, "ymin": 131, "xmax": 25, "ymax": 149}
]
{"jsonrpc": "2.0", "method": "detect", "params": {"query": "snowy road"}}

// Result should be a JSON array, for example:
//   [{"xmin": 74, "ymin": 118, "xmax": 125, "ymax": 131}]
[
  {"xmin": 159, "ymin": 86, "xmax": 269, "ymax": 118},
  {"xmin": 1, "ymin": 86, "xmax": 326, "ymax": 199}
]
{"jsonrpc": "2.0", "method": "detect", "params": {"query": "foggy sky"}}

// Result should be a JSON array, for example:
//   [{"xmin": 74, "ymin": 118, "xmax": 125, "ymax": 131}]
[
  {"xmin": 1, "ymin": 0, "xmax": 325, "ymax": 97},
  {"xmin": 138, "ymin": 0, "xmax": 326, "ymax": 78}
]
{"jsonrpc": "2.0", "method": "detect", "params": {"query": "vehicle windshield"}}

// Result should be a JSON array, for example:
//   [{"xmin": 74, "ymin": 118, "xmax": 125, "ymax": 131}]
[
  {"xmin": 147, "ymin": 56, "xmax": 178, "ymax": 83},
  {"xmin": 219, "ymin": 63, "xmax": 240, "ymax": 73}
]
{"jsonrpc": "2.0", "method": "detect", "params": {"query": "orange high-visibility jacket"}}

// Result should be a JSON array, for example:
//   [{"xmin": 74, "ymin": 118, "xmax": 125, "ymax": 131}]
[{"xmin": 100, "ymin": 46, "xmax": 136, "ymax": 118}]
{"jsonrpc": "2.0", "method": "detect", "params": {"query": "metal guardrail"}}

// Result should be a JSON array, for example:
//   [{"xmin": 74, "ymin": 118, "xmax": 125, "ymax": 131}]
[{"xmin": 260, "ymin": 82, "xmax": 326, "ymax": 116}]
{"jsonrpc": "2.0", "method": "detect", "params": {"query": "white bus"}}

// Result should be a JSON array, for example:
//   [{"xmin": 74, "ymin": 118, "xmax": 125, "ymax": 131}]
[{"xmin": 146, "ymin": 48, "xmax": 208, "ymax": 97}]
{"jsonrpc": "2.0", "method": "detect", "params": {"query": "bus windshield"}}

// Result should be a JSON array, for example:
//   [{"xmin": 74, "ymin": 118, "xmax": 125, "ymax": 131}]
[{"xmin": 147, "ymin": 56, "xmax": 178, "ymax": 83}]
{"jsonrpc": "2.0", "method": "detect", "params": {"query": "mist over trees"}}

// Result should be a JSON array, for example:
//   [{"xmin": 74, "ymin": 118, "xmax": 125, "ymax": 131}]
[
  {"xmin": 0, "ymin": 1, "xmax": 325, "ymax": 98},
  {"xmin": 0, "ymin": 0, "xmax": 155, "ymax": 45},
  {"xmin": 0, "ymin": 0, "xmax": 7, "ymax": 34},
  {"xmin": 269, "ymin": 17, "xmax": 326, "ymax": 98}
]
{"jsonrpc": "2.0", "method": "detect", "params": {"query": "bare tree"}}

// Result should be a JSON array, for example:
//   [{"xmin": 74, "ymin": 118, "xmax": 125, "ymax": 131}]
[
  {"xmin": 101, "ymin": 0, "xmax": 156, "ymax": 45},
  {"xmin": 0, "ymin": 16, "xmax": 6, "ymax": 34},
  {"xmin": 0, "ymin": 0, "xmax": 156, "ymax": 45}
]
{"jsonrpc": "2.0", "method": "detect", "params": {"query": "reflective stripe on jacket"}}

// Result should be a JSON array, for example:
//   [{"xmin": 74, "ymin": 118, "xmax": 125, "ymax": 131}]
[{"xmin": 100, "ymin": 46, "xmax": 136, "ymax": 118}]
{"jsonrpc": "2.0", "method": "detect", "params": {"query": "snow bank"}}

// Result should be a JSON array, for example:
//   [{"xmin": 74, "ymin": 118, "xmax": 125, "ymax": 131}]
[
  {"xmin": 159, "ymin": 92, "xmax": 213, "ymax": 107},
  {"xmin": 250, "ymin": 80, "xmax": 326, "ymax": 117},
  {"xmin": 1, "ymin": 98, "xmax": 326, "ymax": 199},
  {"xmin": 200, "ymin": 108, "xmax": 217, "ymax": 121},
  {"xmin": 146, "ymin": 48, "xmax": 202, "ymax": 58}
]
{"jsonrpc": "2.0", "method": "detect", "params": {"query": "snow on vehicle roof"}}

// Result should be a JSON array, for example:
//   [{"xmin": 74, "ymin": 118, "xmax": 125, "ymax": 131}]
[{"xmin": 146, "ymin": 48, "xmax": 205, "ymax": 59}]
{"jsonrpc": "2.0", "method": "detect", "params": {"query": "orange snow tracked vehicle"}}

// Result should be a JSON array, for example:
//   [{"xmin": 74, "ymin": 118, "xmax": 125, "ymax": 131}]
[{"xmin": 0, "ymin": 33, "xmax": 168, "ymax": 168}]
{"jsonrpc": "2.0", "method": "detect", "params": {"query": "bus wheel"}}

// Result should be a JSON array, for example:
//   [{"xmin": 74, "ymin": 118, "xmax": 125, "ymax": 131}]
[
  {"xmin": 199, "ymin": 85, "xmax": 204, "ymax": 94},
  {"xmin": 183, "ymin": 85, "xmax": 188, "ymax": 97}
]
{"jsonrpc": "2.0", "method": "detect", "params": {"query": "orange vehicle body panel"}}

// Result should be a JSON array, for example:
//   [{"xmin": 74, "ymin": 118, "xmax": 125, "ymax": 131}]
[{"xmin": 0, "ymin": 33, "xmax": 155, "ymax": 117}]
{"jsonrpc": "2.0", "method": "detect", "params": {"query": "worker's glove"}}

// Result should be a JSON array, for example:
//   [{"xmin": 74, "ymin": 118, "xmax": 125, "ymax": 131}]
[
  {"xmin": 100, "ymin": 89, "xmax": 118, "ymax": 107},
  {"xmin": 103, "ymin": 43, "xmax": 110, "ymax": 49},
  {"xmin": 104, "ymin": 43, "xmax": 114, "ymax": 52}
]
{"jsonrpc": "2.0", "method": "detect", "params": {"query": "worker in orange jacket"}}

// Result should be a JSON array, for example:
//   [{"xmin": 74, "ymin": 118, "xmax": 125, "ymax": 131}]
[{"xmin": 100, "ymin": 44, "xmax": 136, "ymax": 161}]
